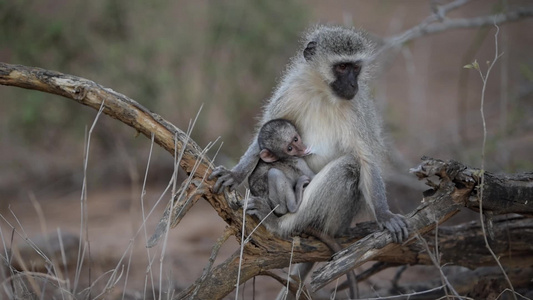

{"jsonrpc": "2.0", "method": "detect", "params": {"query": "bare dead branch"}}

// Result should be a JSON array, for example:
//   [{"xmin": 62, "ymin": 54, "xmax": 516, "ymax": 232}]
[
  {"xmin": 0, "ymin": 63, "xmax": 211, "ymax": 176},
  {"xmin": 257, "ymin": 271, "xmax": 310, "ymax": 298},
  {"xmin": 336, "ymin": 262, "xmax": 398, "ymax": 292},
  {"xmin": 380, "ymin": 5, "xmax": 533, "ymax": 54}
]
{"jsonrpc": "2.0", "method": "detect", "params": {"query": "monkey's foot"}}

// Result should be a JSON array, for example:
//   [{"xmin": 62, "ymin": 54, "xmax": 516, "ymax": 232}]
[
  {"xmin": 295, "ymin": 176, "xmax": 311, "ymax": 190},
  {"xmin": 246, "ymin": 196, "xmax": 271, "ymax": 220},
  {"xmin": 246, "ymin": 196, "xmax": 280, "ymax": 232},
  {"xmin": 377, "ymin": 211, "xmax": 409, "ymax": 243}
]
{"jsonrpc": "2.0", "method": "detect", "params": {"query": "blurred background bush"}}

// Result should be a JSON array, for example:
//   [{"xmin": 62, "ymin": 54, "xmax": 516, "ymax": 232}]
[{"xmin": 0, "ymin": 0, "xmax": 311, "ymax": 198}]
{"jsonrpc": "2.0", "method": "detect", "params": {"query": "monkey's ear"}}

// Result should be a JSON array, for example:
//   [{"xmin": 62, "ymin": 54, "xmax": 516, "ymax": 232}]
[
  {"xmin": 260, "ymin": 149, "xmax": 278, "ymax": 163},
  {"xmin": 303, "ymin": 41, "xmax": 317, "ymax": 61}
]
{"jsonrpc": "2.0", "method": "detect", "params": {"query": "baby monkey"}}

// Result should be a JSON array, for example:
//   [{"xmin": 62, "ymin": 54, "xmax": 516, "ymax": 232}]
[
  {"xmin": 248, "ymin": 118, "xmax": 315, "ymax": 216},
  {"xmin": 248, "ymin": 118, "xmax": 359, "ymax": 297}
]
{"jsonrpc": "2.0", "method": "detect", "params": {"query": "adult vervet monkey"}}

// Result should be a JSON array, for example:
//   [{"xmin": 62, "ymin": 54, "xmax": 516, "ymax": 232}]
[
  {"xmin": 210, "ymin": 25, "xmax": 409, "ymax": 299},
  {"xmin": 211, "ymin": 25, "xmax": 408, "ymax": 242}
]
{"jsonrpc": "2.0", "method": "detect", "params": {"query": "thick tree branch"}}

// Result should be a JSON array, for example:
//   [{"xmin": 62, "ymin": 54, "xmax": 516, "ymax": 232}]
[
  {"xmin": 0, "ymin": 63, "xmax": 210, "ymax": 176},
  {"xmin": 311, "ymin": 157, "xmax": 533, "ymax": 291},
  {"xmin": 2, "ymin": 63, "xmax": 533, "ymax": 299}
]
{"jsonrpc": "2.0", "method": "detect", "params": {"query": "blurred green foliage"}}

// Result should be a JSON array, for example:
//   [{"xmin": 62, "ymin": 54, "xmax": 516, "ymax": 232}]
[
  {"xmin": 0, "ymin": 0, "xmax": 309, "ymax": 160},
  {"xmin": 202, "ymin": 0, "xmax": 308, "ymax": 150}
]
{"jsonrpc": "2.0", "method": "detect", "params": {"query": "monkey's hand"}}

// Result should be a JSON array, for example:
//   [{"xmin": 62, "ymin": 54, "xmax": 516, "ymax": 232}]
[
  {"xmin": 376, "ymin": 210, "xmax": 409, "ymax": 244},
  {"xmin": 209, "ymin": 165, "xmax": 246, "ymax": 194}
]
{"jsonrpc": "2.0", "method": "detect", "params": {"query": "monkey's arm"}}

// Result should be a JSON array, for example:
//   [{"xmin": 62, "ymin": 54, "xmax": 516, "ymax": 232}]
[
  {"xmin": 210, "ymin": 139, "xmax": 260, "ymax": 193},
  {"xmin": 365, "ymin": 163, "xmax": 409, "ymax": 243}
]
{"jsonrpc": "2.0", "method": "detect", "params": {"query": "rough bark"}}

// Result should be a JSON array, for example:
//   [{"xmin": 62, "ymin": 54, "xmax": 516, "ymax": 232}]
[{"xmin": 311, "ymin": 157, "xmax": 533, "ymax": 290}]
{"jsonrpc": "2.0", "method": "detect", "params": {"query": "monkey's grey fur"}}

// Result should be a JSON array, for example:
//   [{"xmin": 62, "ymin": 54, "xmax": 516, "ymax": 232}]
[
  {"xmin": 210, "ymin": 25, "xmax": 409, "ymax": 299},
  {"xmin": 211, "ymin": 25, "xmax": 408, "ymax": 242},
  {"xmin": 249, "ymin": 119, "xmax": 315, "ymax": 216}
]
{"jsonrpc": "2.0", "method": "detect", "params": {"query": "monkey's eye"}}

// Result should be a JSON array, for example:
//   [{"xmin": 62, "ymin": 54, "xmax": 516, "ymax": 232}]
[
  {"xmin": 288, "ymin": 146, "xmax": 293, "ymax": 152},
  {"xmin": 294, "ymin": 137, "xmax": 298, "ymax": 142},
  {"xmin": 337, "ymin": 64, "xmax": 347, "ymax": 72}
]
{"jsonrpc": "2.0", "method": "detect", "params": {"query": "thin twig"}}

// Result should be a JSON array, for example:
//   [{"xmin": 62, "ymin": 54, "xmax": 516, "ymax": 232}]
[
  {"xmin": 286, "ymin": 238, "xmax": 295, "ymax": 298},
  {"xmin": 473, "ymin": 25, "xmax": 517, "ymax": 300},
  {"xmin": 56, "ymin": 228, "xmax": 70, "ymax": 299},
  {"xmin": 380, "ymin": 5, "xmax": 533, "ymax": 55},
  {"xmin": 366, "ymin": 285, "xmax": 461, "ymax": 300},
  {"xmin": 140, "ymin": 131, "xmax": 157, "ymax": 300},
  {"xmin": 495, "ymin": 288, "xmax": 531, "ymax": 300},
  {"xmin": 415, "ymin": 233, "xmax": 460, "ymax": 298},
  {"xmin": 191, "ymin": 227, "xmax": 234, "ymax": 299},
  {"xmin": 243, "ymin": 203, "xmax": 280, "ymax": 245},
  {"xmin": 235, "ymin": 189, "xmax": 251, "ymax": 300},
  {"xmin": 74, "ymin": 101, "xmax": 105, "ymax": 295}
]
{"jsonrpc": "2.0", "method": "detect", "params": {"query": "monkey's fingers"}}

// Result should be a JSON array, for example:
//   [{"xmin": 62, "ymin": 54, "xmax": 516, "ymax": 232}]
[
  {"xmin": 245, "ymin": 202, "xmax": 262, "ymax": 219},
  {"xmin": 392, "ymin": 215, "xmax": 410, "ymax": 243},
  {"xmin": 384, "ymin": 221, "xmax": 402, "ymax": 244},
  {"xmin": 245, "ymin": 198, "xmax": 270, "ymax": 219},
  {"xmin": 388, "ymin": 214, "xmax": 409, "ymax": 243},
  {"xmin": 212, "ymin": 173, "xmax": 234, "ymax": 193},
  {"xmin": 211, "ymin": 178, "xmax": 223, "ymax": 193},
  {"xmin": 399, "ymin": 216, "xmax": 409, "ymax": 242},
  {"xmin": 209, "ymin": 166, "xmax": 226, "ymax": 193},
  {"xmin": 209, "ymin": 166, "xmax": 228, "ymax": 181},
  {"xmin": 245, "ymin": 196, "xmax": 261, "ymax": 211}
]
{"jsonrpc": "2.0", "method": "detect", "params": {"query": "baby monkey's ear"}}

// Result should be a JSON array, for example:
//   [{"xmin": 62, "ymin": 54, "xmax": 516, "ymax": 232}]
[{"xmin": 259, "ymin": 149, "xmax": 278, "ymax": 163}]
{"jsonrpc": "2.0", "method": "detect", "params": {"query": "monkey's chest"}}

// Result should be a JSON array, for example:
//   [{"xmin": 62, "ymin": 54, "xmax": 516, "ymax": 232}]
[
  {"xmin": 281, "ymin": 94, "xmax": 355, "ymax": 172},
  {"xmin": 300, "ymin": 119, "xmax": 352, "ymax": 173}
]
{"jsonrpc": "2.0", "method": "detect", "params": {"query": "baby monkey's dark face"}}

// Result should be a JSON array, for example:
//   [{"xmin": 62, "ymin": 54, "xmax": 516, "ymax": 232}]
[
  {"xmin": 282, "ymin": 133, "xmax": 311, "ymax": 158},
  {"xmin": 258, "ymin": 119, "xmax": 313, "ymax": 163}
]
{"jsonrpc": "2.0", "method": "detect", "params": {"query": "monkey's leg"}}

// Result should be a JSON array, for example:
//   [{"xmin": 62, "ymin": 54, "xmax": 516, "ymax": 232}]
[
  {"xmin": 268, "ymin": 168, "xmax": 299, "ymax": 214},
  {"xmin": 362, "ymin": 162, "xmax": 409, "ymax": 243},
  {"xmin": 303, "ymin": 227, "xmax": 358, "ymax": 299},
  {"xmin": 278, "ymin": 155, "xmax": 361, "ymax": 237},
  {"xmin": 274, "ymin": 156, "xmax": 360, "ymax": 299}
]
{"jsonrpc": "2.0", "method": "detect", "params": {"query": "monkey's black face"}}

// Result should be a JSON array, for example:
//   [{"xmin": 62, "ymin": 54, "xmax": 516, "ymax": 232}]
[{"xmin": 330, "ymin": 61, "xmax": 361, "ymax": 100}]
